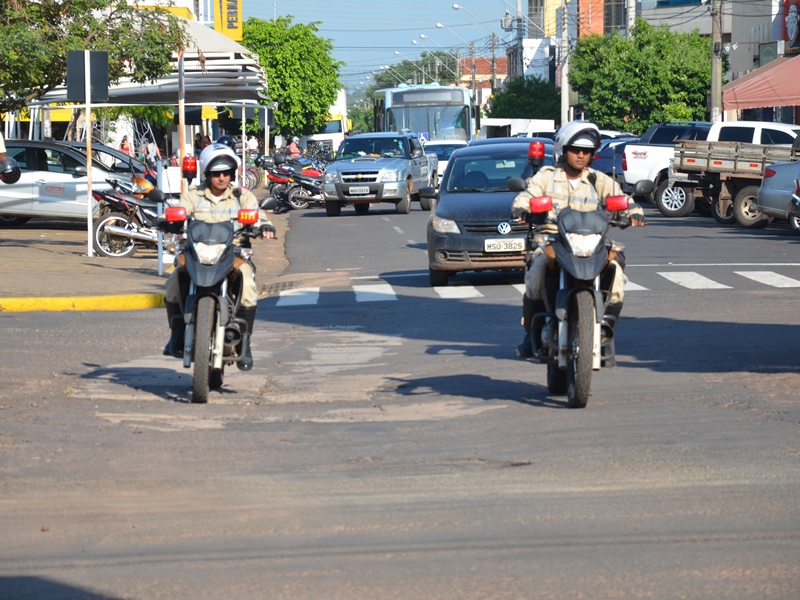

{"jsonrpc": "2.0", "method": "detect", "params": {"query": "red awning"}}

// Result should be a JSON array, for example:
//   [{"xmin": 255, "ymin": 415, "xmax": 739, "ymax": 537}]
[{"xmin": 722, "ymin": 55, "xmax": 800, "ymax": 111}]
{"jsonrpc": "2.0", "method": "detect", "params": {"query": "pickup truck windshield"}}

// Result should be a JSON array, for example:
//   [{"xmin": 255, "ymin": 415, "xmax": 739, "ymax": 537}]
[{"xmin": 337, "ymin": 137, "xmax": 409, "ymax": 160}]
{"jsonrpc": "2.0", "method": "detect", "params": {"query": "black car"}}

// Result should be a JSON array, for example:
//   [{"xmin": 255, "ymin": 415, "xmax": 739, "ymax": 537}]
[{"xmin": 422, "ymin": 140, "xmax": 553, "ymax": 287}]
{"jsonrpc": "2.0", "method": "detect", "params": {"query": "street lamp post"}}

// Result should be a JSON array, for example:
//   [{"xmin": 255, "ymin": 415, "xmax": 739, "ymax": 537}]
[
  {"xmin": 452, "ymin": 3, "xmax": 521, "ymax": 80},
  {"xmin": 411, "ymin": 39, "xmax": 459, "ymax": 81},
  {"xmin": 394, "ymin": 50, "xmax": 426, "ymax": 83},
  {"xmin": 380, "ymin": 65, "xmax": 405, "ymax": 85},
  {"xmin": 419, "ymin": 34, "xmax": 462, "ymax": 82}
]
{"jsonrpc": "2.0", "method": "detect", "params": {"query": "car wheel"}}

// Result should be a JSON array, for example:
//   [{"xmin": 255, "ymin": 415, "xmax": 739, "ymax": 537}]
[
  {"xmin": 354, "ymin": 203, "xmax": 369, "ymax": 215},
  {"xmin": 0, "ymin": 216, "xmax": 31, "ymax": 226},
  {"xmin": 429, "ymin": 268, "xmax": 449, "ymax": 287},
  {"xmin": 419, "ymin": 195, "xmax": 432, "ymax": 211},
  {"xmin": 655, "ymin": 180, "xmax": 694, "ymax": 217},
  {"xmin": 325, "ymin": 201, "xmax": 342, "ymax": 217},
  {"xmin": 790, "ymin": 214, "xmax": 800, "ymax": 233},
  {"xmin": 396, "ymin": 186, "xmax": 411, "ymax": 214},
  {"xmin": 733, "ymin": 186, "xmax": 771, "ymax": 228},
  {"xmin": 712, "ymin": 198, "xmax": 736, "ymax": 225}
]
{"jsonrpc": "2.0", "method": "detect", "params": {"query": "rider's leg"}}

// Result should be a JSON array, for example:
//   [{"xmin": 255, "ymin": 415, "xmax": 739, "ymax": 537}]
[
  {"xmin": 236, "ymin": 262, "xmax": 259, "ymax": 371},
  {"xmin": 163, "ymin": 271, "xmax": 185, "ymax": 358}
]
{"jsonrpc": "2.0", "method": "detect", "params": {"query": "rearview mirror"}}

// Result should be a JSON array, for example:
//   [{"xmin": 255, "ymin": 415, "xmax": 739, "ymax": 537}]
[{"xmin": 507, "ymin": 177, "xmax": 526, "ymax": 192}]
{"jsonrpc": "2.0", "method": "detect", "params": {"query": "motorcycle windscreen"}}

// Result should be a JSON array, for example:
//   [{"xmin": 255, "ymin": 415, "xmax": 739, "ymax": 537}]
[
  {"xmin": 185, "ymin": 220, "xmax": 237, "ymax": 288},
  {"xmin": 553, "ymin": 208, "xmax": 611, "ymax": 282}
]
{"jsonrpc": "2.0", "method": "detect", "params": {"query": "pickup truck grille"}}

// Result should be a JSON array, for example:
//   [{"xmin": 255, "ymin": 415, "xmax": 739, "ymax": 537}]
[
  {"xmin": 341, "ymin": 171, "xmax": 380, "ymax": 184},
  {"xmin": 462, "ymin": 222, "xmax": 529, "ymax": 234}
]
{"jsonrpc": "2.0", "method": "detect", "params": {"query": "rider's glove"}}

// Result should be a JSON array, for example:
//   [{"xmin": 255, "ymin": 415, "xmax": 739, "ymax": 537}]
[
  {"xmin": 260, "ymin": 223, "xmax": 277, "ymax": 238},
  {"xmin": 630, "ymin": 214, "xmax": 647, "ymax": 227}
]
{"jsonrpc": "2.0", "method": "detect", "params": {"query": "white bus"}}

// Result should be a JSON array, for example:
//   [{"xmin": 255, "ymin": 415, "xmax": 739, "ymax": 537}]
[{"xmin": 373, "ymin": 83, "xmax": 475, "ymax": 143}]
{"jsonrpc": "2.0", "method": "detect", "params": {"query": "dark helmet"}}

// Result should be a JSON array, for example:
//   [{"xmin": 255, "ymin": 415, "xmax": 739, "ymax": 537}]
[
  {"xmin": 0, "ymin": 157, "xmax": 21, "ymax": 185},
  {"xmin": 216, "ymin": 134, "xmax": 237, "ymax": 151}
]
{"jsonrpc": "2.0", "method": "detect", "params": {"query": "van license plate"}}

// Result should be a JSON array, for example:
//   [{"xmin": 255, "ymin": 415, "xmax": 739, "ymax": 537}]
[
  {"xmin": 349, "ymin": 186, "xmax": 369, "ymax": 195},
  {"xmin": 485, "ymin": 238, "xmax": 525, "ymax": 252}
]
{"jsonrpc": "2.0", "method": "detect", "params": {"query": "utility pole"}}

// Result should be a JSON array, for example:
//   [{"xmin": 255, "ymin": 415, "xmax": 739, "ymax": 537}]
[
  {"xmin": 516, "ymin": 0, "xmax": 525, "ymax": 78},
  {"xmin": 560, "ymin": 0, "xmax": 570, "ymax": 125},
  {"xmin": 491, "ymin": 34, "xmax": 497, "ymax": 94},
  {"xmin": 470, "ymin": 42, "xmax": 477, "ymax": 102},
  {"xmin": 626, "ymin": 0, "xmax": 636, "ymax": 38},
  {"xmin": 710, "ymin": 0, "xmax": 723, "ymax": 122}
]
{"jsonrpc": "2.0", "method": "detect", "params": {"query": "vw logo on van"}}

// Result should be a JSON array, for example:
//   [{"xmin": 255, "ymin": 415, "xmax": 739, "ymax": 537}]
[{"xmin": 497, "ymin": 222, "xmax": 512, "ymax": 235}]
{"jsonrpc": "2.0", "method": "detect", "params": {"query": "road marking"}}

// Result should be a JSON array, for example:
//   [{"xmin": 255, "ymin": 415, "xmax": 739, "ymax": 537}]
[
  {"xmin": 657, "ymin": 272, "xmax": 732, "ymax": 289},
  {"xmin": 276, "ymin": 287, "xmax": 320, "ymax": 306},
  {"xmin": 353, "ymin": 283, "xmax": 397, "ymax": 302},
  {"xmin": 393, "ymin": 226, "xmax": 404, "ymax": 234},
  {"xmin": 624, "ymin": 280, "xmax": 649, "ymax": 291},
  {"xmin": 735, "ymin": 271, "xmax": 800, "ymax": 288},
  {"xmin": 434, "ymin": 285, "xmax": 483, "ymax": 299},
  {"xmin": 511, "ymin": 283, "xmax": 526, "ymax": 295}
]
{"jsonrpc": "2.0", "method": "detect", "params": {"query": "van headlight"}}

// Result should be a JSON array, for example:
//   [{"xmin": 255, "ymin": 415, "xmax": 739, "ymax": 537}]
[
  {"xmin": 431, "ymin": 214, "xmax": 460, "ymax": 234},
  {"xmin": 324, "ymin": 172, "xmax": 340, "ymax": 183}
]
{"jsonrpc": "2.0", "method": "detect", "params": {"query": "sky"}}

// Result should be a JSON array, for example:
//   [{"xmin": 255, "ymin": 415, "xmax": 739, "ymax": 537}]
[{"xmin": 243, "ymin": 0, "xmax": 524, "ymax": 94}]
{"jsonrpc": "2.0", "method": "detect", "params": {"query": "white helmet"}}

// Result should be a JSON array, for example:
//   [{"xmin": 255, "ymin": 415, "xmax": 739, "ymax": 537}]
[
  {"xmin": 198, "ymin": 143, "xmax": 240, "ymax": 176},
  {"xmin": 291, "ymin": 136, "xmax": 299, "ymax": 143},
  {"xmin": 554, "ymin": 120, "xmax": 601, "ymax": 164}
]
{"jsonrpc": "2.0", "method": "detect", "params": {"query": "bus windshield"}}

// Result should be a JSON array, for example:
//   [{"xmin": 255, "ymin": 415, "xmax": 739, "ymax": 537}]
[{"xmin": 386, "ymin": 105, "xmax": 469, "ymax": 142}]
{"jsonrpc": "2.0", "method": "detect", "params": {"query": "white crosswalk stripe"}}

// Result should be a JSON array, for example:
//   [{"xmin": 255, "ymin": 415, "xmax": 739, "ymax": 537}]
[
  {"xmin": 734, "ymin": 271, "xmax": 800, "ymax": 288},
  {"xmin": 266, "ymin": 270, "xmax": 800, "ymax": 307},
  {"xmin": 276, "ymin": 287, "xmax": 320, "ymax": 307},
  {"xmin": 353, "ymin": 283, "xmax": 397, "ymax": 302},
  {"xmin": 657, "ymin": 272, "xmax": 732, "ymax": 289}
]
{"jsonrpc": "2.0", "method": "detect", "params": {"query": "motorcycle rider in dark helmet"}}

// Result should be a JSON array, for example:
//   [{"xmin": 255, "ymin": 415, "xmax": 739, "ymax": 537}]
[
  {"xmin": 511, "ymin": 120, "xmax": 646, "ymax": 366},
  {"xmin": 0, "ymin": 156, "xmax": 21, "ymax": 184},
  {"xmin": 163, "ymin": 143, "xmax": 276, "ymax": 370}
]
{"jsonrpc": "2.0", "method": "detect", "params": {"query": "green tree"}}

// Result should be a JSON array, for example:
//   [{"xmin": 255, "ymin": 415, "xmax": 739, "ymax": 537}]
[
  {"xmin": 347, "ymin": 102, "xmax": 374, "ymax": 134},
  {"xmin": 0, "ymin": 0, "xmax": 190, "ymax": 112},
  {"xmin": 569, "ymin": 18, "xmax": 715, "ymax": 134},
  {"xmin": 487, "ymin": 75, "xmax": 560, "ymax": 121},
  {"xmin": 242, "ymin": 16, "xmax": 342, "ymax": 138}
]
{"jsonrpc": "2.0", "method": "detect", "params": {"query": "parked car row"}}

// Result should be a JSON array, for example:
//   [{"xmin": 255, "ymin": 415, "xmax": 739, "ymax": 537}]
[{"xmin": 0, "ymin": 139, "xmax": 156, "ymax": 226}]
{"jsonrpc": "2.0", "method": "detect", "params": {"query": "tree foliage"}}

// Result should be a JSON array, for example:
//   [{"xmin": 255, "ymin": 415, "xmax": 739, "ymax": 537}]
[
  {"xmin": 0, "ymin": 0, "xmax": 190, "ymax": 112},
  {"xmin": 569, "ymin": 19, "xmax": 715, "ymax": 134},
  {"xmin": 242, "ymin": 16, "xmax": 342, "ymax": 138},
  {"xmin": 487, "ymin": 75, "xmax": 560, "ymax": 121}
]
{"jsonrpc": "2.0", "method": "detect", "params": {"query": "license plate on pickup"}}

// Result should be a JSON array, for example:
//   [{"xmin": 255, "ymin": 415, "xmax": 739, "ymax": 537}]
[
  {"xmin": 484, "ymin": 238, "xmax": 525, "ymax": 252},
  {"xmin": 349, "ymin": 186, "xmax": 369, "ymax": 195}
]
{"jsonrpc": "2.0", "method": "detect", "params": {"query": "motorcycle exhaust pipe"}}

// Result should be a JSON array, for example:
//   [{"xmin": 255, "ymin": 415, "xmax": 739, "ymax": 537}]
[{"xmin": 103, "ymin": 224, "xmax": 158, "ymax": 243}]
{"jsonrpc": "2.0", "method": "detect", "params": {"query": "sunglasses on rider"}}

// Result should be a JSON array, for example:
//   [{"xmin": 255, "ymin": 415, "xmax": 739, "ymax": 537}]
[
  {"xmin": 565, "ymin": 146, "xmax": 593, "ymax": 155},
  {"xmin": 210, "ymin": 169, "xmax": 235, "ymax": 178}
]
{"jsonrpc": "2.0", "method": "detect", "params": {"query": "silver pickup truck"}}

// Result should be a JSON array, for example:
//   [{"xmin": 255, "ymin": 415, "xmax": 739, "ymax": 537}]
[{"xmin": 322, "ymin": 132, "xmax": 437, "ymax": 216}]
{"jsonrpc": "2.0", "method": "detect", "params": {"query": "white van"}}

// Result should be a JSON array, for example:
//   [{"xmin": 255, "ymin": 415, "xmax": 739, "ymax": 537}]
[{"xmin": 707, "ymin": 121, "xmax": 800, "ymax": 145}]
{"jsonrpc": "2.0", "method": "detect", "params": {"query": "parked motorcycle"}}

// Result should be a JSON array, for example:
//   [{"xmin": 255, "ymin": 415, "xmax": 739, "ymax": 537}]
[
  {"xmin": 160, "ymin": 197, "xmax": 277, "ymax": 404},
  {"xmin": 509, "ymin": 177, "xmax": 652, "ymax": 408},
  {"xmin": 93, "ymin": 178, "xmax": 177, "ymax": 258}
]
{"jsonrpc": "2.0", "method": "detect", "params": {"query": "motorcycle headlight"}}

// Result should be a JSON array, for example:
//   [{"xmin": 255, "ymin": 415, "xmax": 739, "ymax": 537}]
[
  {"xmin": 379, "ymin": 170, "xmax": 401, "ymax": 183},
  {"xmin": 324, "ymin": 171, "xmax": 340, "ymax": 183},
  {"xmin": 431, "ymin": 214, "xmax": 460, "ymax": 234},
  {"xmin": 193, "ymin": 242, "xmax": 227, "ymax": 265},
  {"xmin": 565, "ymin": 232, "xmax": 602, "ymax": 257}
]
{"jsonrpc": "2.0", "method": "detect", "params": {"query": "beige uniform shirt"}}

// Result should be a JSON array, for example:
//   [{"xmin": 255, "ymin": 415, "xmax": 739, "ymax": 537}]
[
  {"xmin": 178, "ymin": 184, "xmax": 272, "ymax": 239},
  {"xmin": 511, "ymin": 166, "xmax": 643, "ymax": 230}
]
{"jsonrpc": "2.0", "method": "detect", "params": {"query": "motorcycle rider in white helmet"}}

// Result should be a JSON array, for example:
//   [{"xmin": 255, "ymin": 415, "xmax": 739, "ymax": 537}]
[
  {"xmin": 163, "ymin": 143, "xmax": 276, "ymax": 370},
  {"xmin": 287, "ymin": 135, "xmax": 301, "ymax": 159},
  {"xmin": 511, "ymin": 120, "xmax": 646, "ymax": 366}
]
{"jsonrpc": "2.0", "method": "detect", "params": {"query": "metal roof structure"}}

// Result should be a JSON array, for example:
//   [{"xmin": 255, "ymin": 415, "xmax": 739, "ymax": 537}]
[{"xmin": 29, "ymin": 18, "xmax": 268, "ymax": 107}]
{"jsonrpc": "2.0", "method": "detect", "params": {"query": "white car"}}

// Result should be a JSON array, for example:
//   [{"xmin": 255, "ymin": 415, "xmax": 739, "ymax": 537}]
[
  {"xmin": 0, "ymin": 140, "xmax": 113, "ymax": 225},
  {"xmin": 423, "ymin": 140, "xmax": 468, "ymax": 187}
]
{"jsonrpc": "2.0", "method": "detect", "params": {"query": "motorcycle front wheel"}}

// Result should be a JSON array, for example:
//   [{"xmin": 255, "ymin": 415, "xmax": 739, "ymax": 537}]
[
  {"xmin": 566, "ymin": 290, "xmax": 594, "ymax": 408},
  {"xmin": 192, "ymin": 296, "xmax": 216, "ymax": 404},
  {"xmin": 93, "ymin": 213, "xmax": 137, "ymax": 258}
]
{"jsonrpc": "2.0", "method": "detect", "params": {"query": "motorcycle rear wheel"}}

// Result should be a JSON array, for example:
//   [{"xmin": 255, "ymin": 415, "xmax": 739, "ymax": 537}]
[
  {"xmin": 192, "ymin": 296, "xmax": 215, "ymax": 404},
  {"xmin": 566, "ymin": 290, "xmax": 594, "ymax": 408},
  {"xmin": 93, "ymin": 213, "xmax": 137, "ymax": 258}
]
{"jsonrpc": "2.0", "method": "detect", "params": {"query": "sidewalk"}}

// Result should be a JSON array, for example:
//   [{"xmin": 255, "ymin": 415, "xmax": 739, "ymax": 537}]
[{"xmin": 0, "ymin": 190, "xmax": 289, "ymax": 312}]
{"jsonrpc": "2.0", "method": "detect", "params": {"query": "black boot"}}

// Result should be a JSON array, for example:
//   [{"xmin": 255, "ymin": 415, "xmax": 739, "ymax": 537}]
[
  {"xmin": 236, "ymin": 305, "xmax": 258, "ymax": 371},
  {"xmin": 601, "ymin": 302, "xmax": 623, "ymax": 367},
  {"xmin": 163, "ymin": 301, "xmax": 185, "ymax": 358},
  {"xmin": 515, "ymin": 295, "xmax": 540, "ymax": 358}
]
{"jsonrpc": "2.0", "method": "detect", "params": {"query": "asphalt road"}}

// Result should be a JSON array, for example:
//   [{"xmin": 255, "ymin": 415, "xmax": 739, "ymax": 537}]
[{"xmin": 1, "ymin": 203, "xmax": 799, "ymax": 599}]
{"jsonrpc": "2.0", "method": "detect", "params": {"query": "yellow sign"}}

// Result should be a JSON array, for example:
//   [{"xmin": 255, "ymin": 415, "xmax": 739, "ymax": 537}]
[{"xmin": 213, "ymin": 0, "xmax": 243, "ymax": 41}]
